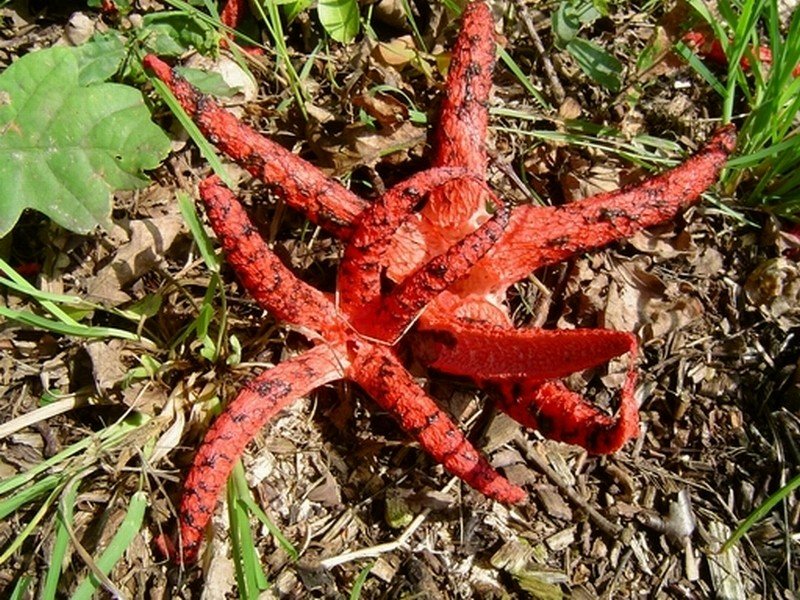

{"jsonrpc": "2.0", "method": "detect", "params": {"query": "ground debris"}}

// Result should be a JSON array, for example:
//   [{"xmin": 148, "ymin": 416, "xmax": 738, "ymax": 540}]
[{"xmin": 707, "ymin": 521, "xmax": 748, "ymax": 600}]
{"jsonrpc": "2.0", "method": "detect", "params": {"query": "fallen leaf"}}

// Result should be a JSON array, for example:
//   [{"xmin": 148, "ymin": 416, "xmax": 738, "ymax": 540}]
[
  {"xmin": 85, "ymin": 339, "xmax": 129, "ymax": 391},
  {"xmin": 321, "ymin": 120, "xmax": 426, "ymax": 174},
  {"xmin": 373, "ymin": 0, "xmax": 410, "ymax": 28},
  {"xmin": 558, "ymin": 96, "xmax": 582, "ymax": 120},
  {"xmin": 86, "ymin": 215, "xmax": 183, "ymax": 304},
  {"xmin": 64, "ymin": 12, "xmax": 97, "ymax": 46},
  {"xmin": 352, "ymin": 92, "xmax": 408, "ymax": 128},
  {"xmin": 744, "ymin": 257, "xmax": 800, "ymax": 329},
  {"xmin": 373, "ymin": 35, "xmax": 418, "ymax": 68}
]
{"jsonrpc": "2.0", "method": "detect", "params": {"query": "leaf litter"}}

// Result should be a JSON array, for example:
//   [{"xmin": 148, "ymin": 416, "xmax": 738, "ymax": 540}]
[{"xmin": 0, "ymin": 1, "xmax": 798, "ymax": 598}]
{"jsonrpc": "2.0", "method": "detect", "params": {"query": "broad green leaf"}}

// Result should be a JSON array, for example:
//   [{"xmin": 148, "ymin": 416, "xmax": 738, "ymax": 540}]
[
  {"xmin": 126, "ymin": 293, "xmax": 163, "ymax": 319},
  {"xmin": 591, "ymin": 0, "xmax": 610, "ymax": 17},
  {"xmin": 552, "ymin": 0, "xmax": 604, "ymax": 47},
  {"xmin": 73, "ymin": 34, "xmax": 126, "ymax": 84},
  {"xmin": 318, "ymin": 0, "xmax": 360, "ymax": 43},
  {"xmin": 176, "ymin": 66, "xmax": 241, "ymax": 98},
  {"xmin": 552, "ymin": 2, "xmax": 581, "ymax": 46},
  {"xmin": 575, "ymin": 0, "xmax": 603, "ymax": 23},
  {"xmin": 566, "ymin": 37, "xmax": 622, "ymax": 91},
  {"xmin": 141, "ymin": 11, "xmax": 219, "ymax": 56},
  {"xmin": 0, "ymin": 45, "xmax": 170, "ymax": 237}
]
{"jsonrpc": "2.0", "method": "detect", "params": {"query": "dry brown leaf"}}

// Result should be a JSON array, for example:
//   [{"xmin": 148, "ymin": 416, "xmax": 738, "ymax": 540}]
[
  {"xmin": 64, "ymin": 12, "xmax": 96, "ymax": 46},
  {"xmin": 558, "ymin": 96, "xmax": 582, "ymax": 121},
  {"xmin": 322, "ymin": 120, "xmax": 426, "ymax": 174},
  {"xmin": 744, "ymin": 257, "xmax": 800, "ymax": 328},
  {"xmin": 85, "ymin": 339, "xmax": 128, "ymax": 391},
  {"xmin": 691, "ymin": 246, "xmax": 724, "ymax": 277},
  {"xmin": 352, "ymin": 92, "xmax": 408, "ymax": 128},
  {"xmin": 600, "ymin": 258, "xmax": 704, "ymax": 340},
  {"xmin": 183, "ymin": 54, "xmax": 257, "ymax": 104},
  {"xmin": 40, "ymin": 354, "xmax": 70, "ymax": 390},
  {"xmin": 121, "ymin": 381, "xmax": 169, "ymax": 414},
  {"xmin": 86, "ymin": 215, "xmax": 183, "ymax": 304},
  {"xmin": 307, "ymin": 471, "xmax": 342, "ymax": 506},
  {"xmin": 562, "ymin": 162, "xmax": 624, "ymax": 202},
  {"xmin": 603, "ymin": 274, "xmax": 647, "ymax": 332},
  {"xmin": 628, "ymin": 228, "xmax": 695, "ymax": 258},
  {"xmin": 373, "ymin": 0, "xmax": 410, "ymax": 29},
  {"xmin": 149, "ymin": 393, "xmax": 185, "ymax": 464},
  {"xmin": 373, "ymin": 35, "xmax": 418, "ymax": 68},
  {"xmin": 644, "ymin": 296, "xmax": 704, "ymax": 340},
  {"xmin": 635, "ymin": 25, "xmax": 688, "ymax": 82}
]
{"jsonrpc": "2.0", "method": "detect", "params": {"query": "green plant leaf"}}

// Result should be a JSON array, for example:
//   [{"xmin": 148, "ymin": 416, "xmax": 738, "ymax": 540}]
[
  {"xmin": 140, "ymin": 11, "xmax": 219, "ymax": 56},
  {"xmin": 283, "ymin": 0, "xmax": 315, "ymax": 22},
  {"xmin": 73, "ymin": 34, "xmax": 127, "ymax": 84},
  {"xmin": 317, "ymin": 0, "xmax": 360, "ymax": 43},
  {"xmin": 552, "ymin": 0, "xmax": 603, "ymax": 47},
  {"xmin": 722, "ymin": 472, "xmax": 800, "ymax": 552},
  {"xmin": 566, "ymin": 37, "xmax": 622, "ymax": 91},
  {"xmin": 176, "ymin": 66, "xmax": 242, "ymax": 97},
  {"xmin": 229, "ymin": 462, "xmax": 271, "ymax": 596},
  {"xmin": 7, "ymin": 575, "xmax": 32, "ymax": 600},
  {"xmin": 349, "ymin": 563, "xmax": 374, "ymax": 599},
  {"xmin": 636, "ymin": 26, "xmax": 671, "ymax": 75},
  {"xmin": 0, "ymin": 45, "xmax": 170, "ymax": 237},
  {"xmin": 552, "ymin": 2, "xmax": 581, "ymax": 46}
]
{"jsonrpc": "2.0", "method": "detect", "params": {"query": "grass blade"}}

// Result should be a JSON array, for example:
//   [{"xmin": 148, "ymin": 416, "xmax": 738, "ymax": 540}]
[
  {"xmin": 0, "ymin": 474, "xmax": 63, "ymax": 520},
  {"xmin": 148, "ymin": 75, "xmax": 235, "ymax": 189},
  {"xmin": 178, "ymin": 191, "xmax": 221, "ymax": 273},
  {"xmin": 70, "ymin": 490, "xmax": 148, "ymax": 600},
  {"xmin": 722, "ymin": 472, "xmax": 800, "ymax": 552},
  {"xmin": 0, "ymin": 413, "xmax": 145, "ymax": 497},
  {"xmin": 229, "ymin": 461, "xmax": 270, "ymax": 598},
  {"xmin": 7, "ymin": 575, "xmax": 33, "ymax": 600},
  {"xmin": 0, "ymin": 305, "xmax": 141, "ymax": 341},
  {"xmin": 349, "ymin": 562, "xmax": 374, "ymax": 599},
  {"xmin": 237, "ymin": 485, "xmax": 298, "ymax": 560},
  {"xmin": 0, "ymin": 485, "xmax": 63, "ymax": 564},
  {"xmin": 41, "ymin": 476, "xmax": 81, "ymax": 600}
]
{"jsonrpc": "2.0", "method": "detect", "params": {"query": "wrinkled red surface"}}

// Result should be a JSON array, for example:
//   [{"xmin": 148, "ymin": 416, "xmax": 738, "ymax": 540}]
[
  {"xmin": 219, "ymin": 0, "xmax": 246, "ymax": 29},
  {"xmin": 144, "ymin": 0, "xmax": 736, "ymax": 564}
]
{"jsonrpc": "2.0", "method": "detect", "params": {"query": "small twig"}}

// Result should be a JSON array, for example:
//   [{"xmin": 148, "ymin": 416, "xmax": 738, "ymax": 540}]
[
  {"xmin": 490, "ymin": 152, "xmax": 538, "ymax": 203},
  {"xmin": 364, "ymin": 165, "xmax": 387, "ymax": 197},
  {"xmin": 513, "ymin": 0, "xmax": 566, "ymax": 105},
  {"xmin": 516, "ymin": 438, "xmax": 623, "ymax": 537},
  {"xmin": 318, "ymin": 477, "xmax": 459, "ymax": 569},
  {"xmin": 319, "ymin": 512, "xmax": 427, "ymax": 569},
  {"xmin": 604, "ymin": 546, "xmax": 633, "ymax": 599}
]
